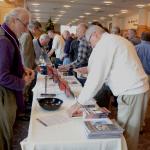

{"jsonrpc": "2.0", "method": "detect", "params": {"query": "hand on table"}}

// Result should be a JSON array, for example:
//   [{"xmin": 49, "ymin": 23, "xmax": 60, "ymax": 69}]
[
  {"xmin": 58, "ymin": 64, "xmax": 70, "ymax": 72},
  {"xmin": 68, "ymin": 102, "xmax": 83, "ymax": 117}
]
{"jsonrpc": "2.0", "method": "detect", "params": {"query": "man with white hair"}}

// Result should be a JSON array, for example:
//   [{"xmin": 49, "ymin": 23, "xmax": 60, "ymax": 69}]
[
  {"xmin": 33, "ymin": 33, "xmax": 51, "ymax": 65},
  {"xmin": 0, "ymin": 7, "xmax": 34, "ymax": 150},
  {"xmin": 68, "ymin": 25, "xmax": 149, "ymax": 150}
]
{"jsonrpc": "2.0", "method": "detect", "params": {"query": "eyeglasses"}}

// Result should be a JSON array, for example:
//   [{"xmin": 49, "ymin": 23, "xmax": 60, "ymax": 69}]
[{"xmin": 16, "ymin": 18, "xmax": 28, "ymax": 28}]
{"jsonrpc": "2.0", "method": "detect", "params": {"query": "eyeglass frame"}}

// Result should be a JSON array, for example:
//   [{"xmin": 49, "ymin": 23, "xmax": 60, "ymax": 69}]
[{"xmin": 16, "ymin": 18, "xmax": 28, "ymax": 28}]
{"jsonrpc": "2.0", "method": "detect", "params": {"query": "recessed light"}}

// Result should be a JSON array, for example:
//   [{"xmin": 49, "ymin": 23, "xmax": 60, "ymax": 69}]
[
  {"xmin": 136, "ymin": 4, "xmax": 145, "ymax": 8},
  {"xmin": 64, "ymin": 5, "xmax": 71, "ymax": 8},
  {"xmin": 79, "ymin": 16, "xmax": 85, "ymax": 18},
  {"xmin": 57, "ymin": 14, "xmax": 63, "ymax": 17},
  {"xmin": 84, "ymin": 12, "xmax": 91, "ymax": 15},
  {"xmin": 121, "ymin": 9, "xmax": 128, "ymax": 13},
  {"xmin": 75, "ymin": 18, "xmax": 79, "ymax": 21},
  {"xmin": 92, "ymin": 7, "xmax": 101, "ymax": 11},
  {"xmin": 104, "ymin": 1, "xmax": 112, "ymax": 5},
  {"xmin": 60, "ymin": 11, "xmax": 66, "ymax": 13},
  {"xmin": 32, "ymin": 3, "xmax": 40, "ymax": 6},
  {"xmin": 108, "ymin": 14, "xmax": 114, "ymax": 17},
  {"xmin": 34, "ymin": 10, "xmax": 40, "ymax": 12}
]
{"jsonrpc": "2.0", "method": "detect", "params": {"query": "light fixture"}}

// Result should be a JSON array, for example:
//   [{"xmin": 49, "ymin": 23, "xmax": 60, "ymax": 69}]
[
  {"xmin": 84, "ymin": 12, "xmax": 91, "ymax": 15},
  {"xmin": 32, "ymin": 3, "xmax": 40, "ymax": 6},
  {"xmin": 75, "ymin": 18, "xmax": 79, "ymax": 21},
  {"xmin": 92, "ymin": 7, "xmax": 101, "ymax": 11},
  {"xmin": 34, "ymin": 10, "xmax": 40, "ymax": 12},
  {"xmin": 79, "ymin": 16, "xmax": 85, "ymax": 18},
  {"xmin": 60, "ymin": 10, "xmax": 66, "ymax": 13},
  {"xmin": 57, "ymin": 14, "xmax": 63, "ymax": 17},
  {"xmin": 121, "ymin": 9, "xmax": 128, "ymax": 13},
  {"xmin": 64, "ymin": 5, "xmax": 71, "ymax": 8},
  {"xmin": 136, "ymin": 4, "xmax": 145, "ymax": 8},
  {"xmin": 108, "ymin": 14, "xmax": 114, "ymax": 17},
  {"xmin": 104, "ymin": 1, "xmax": 112, "ymax": 5},
  {"xmin": 0, "ymin": 0, "xmax": 4, "ymax": 2}
]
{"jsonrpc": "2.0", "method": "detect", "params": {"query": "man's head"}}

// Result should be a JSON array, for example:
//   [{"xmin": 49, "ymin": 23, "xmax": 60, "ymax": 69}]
[
  {"xmin": 141, "ymin": 32, "xmax": 150, "ymax": 42},
  {"xmin": 4, "ymin": 7, "xmax": 30, "ymax": 38},
  {"xmin": 39, "ymin": 33, "xmax": 50, "ymax": 46},
  {"xmin": 62, "ymin": 30, "xmax": 70, "ymax": 40},
  {"xmin": 111, "ymin": 26, "xmax": 121, "ymax": 35},
  {"xmin": 76, "ymin": 23, "xmax": 88, "ymax": 39},
  {"xmin": 28, "ymin": 20, "xmax": 42, "ymax": 37},
  {"xmin": 47, "ymin": 30, "xmax": 55, "ymax": 39},
  {"xmin": 85, "ymin": 25, "xmax": 105, "ymax": 48},
  {"xmin": 128, "ymin": 29, "xmax": 137, "ymax": 39}
]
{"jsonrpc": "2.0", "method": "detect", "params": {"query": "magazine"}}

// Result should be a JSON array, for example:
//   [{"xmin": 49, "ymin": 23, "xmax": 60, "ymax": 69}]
[
  {"xmin": 84, "ymin": 119, "xmax": 124, "ymax": 139},
  {"xmin": 83, "ymin": 106, "xmax": 111, "ymax": 121}
]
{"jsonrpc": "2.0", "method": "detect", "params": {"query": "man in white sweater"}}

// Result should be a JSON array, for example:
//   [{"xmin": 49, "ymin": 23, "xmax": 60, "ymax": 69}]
[{"xmin": 68, "ymin": 25, "xmax": 149, "ymax": 150}]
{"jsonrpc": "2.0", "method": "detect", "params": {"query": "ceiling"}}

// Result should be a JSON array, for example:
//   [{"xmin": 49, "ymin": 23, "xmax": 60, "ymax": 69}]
[{"xmin": 26, "ymin": 0, "xmax": 150, "ymax": 25}]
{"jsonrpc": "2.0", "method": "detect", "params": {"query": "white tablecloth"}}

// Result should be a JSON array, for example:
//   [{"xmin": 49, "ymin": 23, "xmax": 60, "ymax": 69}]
[{"xmin": 21, "ymin": 74, "xmax": 128, "ymax": 150}]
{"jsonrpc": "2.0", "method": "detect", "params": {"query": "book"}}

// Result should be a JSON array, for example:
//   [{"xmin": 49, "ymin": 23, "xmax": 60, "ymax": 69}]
[
  {"xmin": 84, "ymin": 119, "xmax": 124, "ymax": 139},
  {"xmin": 83, "ymin": 106, "xmax": 111, "ymax": 121}
]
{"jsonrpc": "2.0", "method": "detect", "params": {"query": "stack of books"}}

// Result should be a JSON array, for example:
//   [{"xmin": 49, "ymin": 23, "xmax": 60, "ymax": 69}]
[
  {"xmin": 82, "ymin": 105, "xmax": 124, "ymax": 139},
  {"xmin": 83, "ymin": 106, "xmax": 111, "ymax": 121},
  {"xmin": 84, "ymin": 118, "xmax": 124, "ymax": 139}
]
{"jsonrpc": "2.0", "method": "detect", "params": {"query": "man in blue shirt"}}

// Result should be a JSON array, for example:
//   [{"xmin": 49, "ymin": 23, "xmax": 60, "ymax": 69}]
[{"xmin": 136, "ymin": 32, "xmax": 150, "ymax": 75}]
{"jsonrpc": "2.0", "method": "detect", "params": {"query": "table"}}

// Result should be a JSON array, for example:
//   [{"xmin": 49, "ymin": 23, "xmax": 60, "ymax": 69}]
[{"xmin": 21, "ymin": 74, "xmax": 128, "ymax": 150}]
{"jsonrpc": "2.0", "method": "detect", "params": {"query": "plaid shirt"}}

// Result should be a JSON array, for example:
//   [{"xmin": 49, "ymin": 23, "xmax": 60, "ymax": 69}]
[{"xmin": 71, "ymin": 36, "xmax": 92, "ymax": 68}]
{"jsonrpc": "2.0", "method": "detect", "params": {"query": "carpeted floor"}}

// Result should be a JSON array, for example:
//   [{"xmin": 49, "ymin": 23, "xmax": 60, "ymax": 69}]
[{"xmin": 12, "ymin": 104, "xmax": 150, "ymax": 150}]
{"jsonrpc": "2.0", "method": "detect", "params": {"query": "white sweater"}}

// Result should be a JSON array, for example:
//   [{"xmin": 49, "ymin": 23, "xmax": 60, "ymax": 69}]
[{"xmin": 77, "ymin": 33, "xmax": 149, "ymax": 105}]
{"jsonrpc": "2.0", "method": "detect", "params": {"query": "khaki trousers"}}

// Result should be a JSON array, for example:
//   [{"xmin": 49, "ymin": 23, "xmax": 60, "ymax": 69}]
[
  {"xmin": 0, "ymin": 86, "xmax": 17, "ymax": 150},
  {"xmin": 117, "ymin": 91, "xmax": 149, "ymax": 150}
]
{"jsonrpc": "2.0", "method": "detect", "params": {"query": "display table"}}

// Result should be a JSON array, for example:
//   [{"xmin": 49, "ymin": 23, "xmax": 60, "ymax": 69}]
[{"xmin": 20, "ymin": 74, "xmax": 128, "ymax": 150}]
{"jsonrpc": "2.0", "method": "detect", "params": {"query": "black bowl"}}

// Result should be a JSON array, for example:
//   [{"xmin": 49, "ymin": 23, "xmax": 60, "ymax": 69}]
[{"xmin": 37, "ymin": 98, "xmax": 63, "ymax": 111}]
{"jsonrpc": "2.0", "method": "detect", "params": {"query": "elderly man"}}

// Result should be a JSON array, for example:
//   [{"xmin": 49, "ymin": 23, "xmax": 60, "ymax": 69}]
[
  {"xmin": 128, "ymin": 29, "xmax": 141, "ymax": 45},
  {"xmin": 59, "ymin": 23, "xmax": 92, "ymax": 70},
  {"xmin": 69, "ymin": 25, "xmax": 149, "ymax": 150},
  {"xmin": 19, "ymin": 21, "xmax": 43, "ymax": 116},
  {"xmin": 62, "ymin": 30, "xmax": 73, "ymax": 65},
  {"xmin": 33, "ymin": 33, "xmax": 51, "ymax": 65},
  {"xmin": 0, "ymin": 7, "xmax": 34, "ymax": 150}
]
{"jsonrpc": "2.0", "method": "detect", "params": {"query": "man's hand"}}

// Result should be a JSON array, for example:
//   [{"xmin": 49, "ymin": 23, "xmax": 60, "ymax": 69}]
[
  {"xmin": 58, "ymin": 64, "xmax": 70, "ymax": 72},
  {"xmin": 23, "ymin": 68, "xmax": 35, "ymax": 85},
  {"xmin": 74, "ymin": 67, "xmax": 88, "ymax": 74},
  {"xmin": 67, "ymin": 102, "xmax": 83, "ymax": 117}
]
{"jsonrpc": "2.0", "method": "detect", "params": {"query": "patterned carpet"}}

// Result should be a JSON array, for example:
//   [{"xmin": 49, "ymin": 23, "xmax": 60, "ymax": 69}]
[{"xmin": 12, "ymin": 104, "xmax": 150, "ymax": 150}]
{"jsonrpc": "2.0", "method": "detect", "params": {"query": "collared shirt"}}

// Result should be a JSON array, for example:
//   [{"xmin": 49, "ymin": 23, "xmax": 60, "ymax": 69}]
[
  {"xmin": 136, "ymin": 40, "xmax": 150, "ymax": 75},
  {"xmin": 64, "ymin": 37, "xmax": 73, "ymax": 57},
  {"xmin": 71, "ymin": 36, "xmax": 92, "ymax": 68},
  {"xmin": 77, "ymin": 33, "xmax": 149, "ymax": 105}
]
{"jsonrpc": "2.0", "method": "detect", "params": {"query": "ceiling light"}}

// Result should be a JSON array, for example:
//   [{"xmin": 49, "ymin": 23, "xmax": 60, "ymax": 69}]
[
  {"xmin": 92, "ymin": 7, "xmax": 101, "ymax": 11},
  {"xmin": 79, "ymin": 16, "xmax": 85, "ymax": 18},
  {"xmin": 88, "ymin": 21, "xmax": 92, "ymax": 24},
  {"xmin": 84, "ymin": 12, "xmax": 91, "ymax": 15},
  {"xmin": 32, "ymin": 3, "xmax": 40, "ymax": 6},
  {"xmin": 57, "ymin": 14, "xmax": 63, "ymax": 17},
  {"xmin": 0, "ymin": 0, "xmax": 4, "ymax": 1},
  {"xmin": 136, "ymin": 4, "xmax": 145, "ymax": 8},
  {"xmin": 70, "ymin": 0, "xmax": 75, "ymax": 2},
  {"xmin": 108, "ymin": 14, "xmax": 114, "ymax": 17},
  {"xmin": 60, "ymin": 11, "xmax": 66, "ymax": 14},
  {"xmin": 104, "ymin": 1, "xmax": 112, "ymax": 5},
  {"xmin": 34, "ymin": 10, "xmax": 40, "ymax": 12},
  {"xmin": 64, "ymin": 5, "xmax": 71, "ymax": 8},
  {"xmin": 75, "ymin": 18, "xmax": 79, "ymax": 21},
  {"xmin": 121, "ymin": 9, "xmax": 128, "ymax": 13}
]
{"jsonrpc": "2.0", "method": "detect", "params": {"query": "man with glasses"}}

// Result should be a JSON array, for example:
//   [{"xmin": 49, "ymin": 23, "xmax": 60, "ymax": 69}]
[
  {"xmin": 19, "ymin": 21, "xmax": 42, "ymax": 119},
  {"xmin": 68, "ymin": 25, "xmax": 149, "ymax": 150},
  {"xmin": 0, "ymin": 7, "xmax": 34, "ymax": 150}
]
